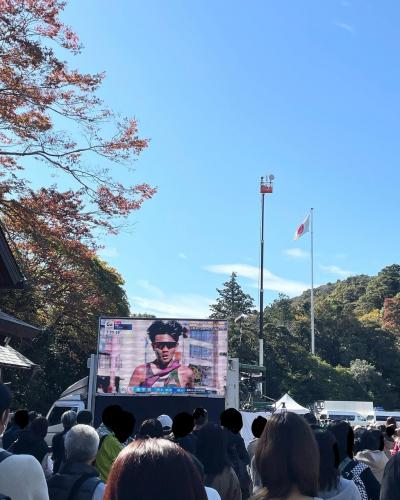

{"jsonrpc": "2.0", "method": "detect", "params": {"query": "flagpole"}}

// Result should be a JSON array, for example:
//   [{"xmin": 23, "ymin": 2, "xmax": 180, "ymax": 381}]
[{"xmin": 310, "ymin": 208, "xmax": 315, "ymax": 354}]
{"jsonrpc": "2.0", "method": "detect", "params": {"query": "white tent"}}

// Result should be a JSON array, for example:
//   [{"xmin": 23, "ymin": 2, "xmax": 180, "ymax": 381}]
[{"xmin": 274, "ymin": 393, "xmax": 310, "ymax": 415}]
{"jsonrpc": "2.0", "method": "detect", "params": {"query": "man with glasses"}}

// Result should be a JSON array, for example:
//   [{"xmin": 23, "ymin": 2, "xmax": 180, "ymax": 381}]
[{"xmin": 129, "ymin": 320, "xmax": 194, "ymax": 390}]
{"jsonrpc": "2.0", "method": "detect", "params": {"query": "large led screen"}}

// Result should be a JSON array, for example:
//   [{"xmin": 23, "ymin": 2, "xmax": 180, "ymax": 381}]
[{"xmin": 96, "ymin": 318, "xmax": 228, "ymax": 397}]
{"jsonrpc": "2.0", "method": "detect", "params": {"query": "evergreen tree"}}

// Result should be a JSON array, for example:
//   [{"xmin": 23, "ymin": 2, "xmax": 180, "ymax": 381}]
[{"xmin": 209, "ymin": 272, "xmax": 256, "ymax": 359}]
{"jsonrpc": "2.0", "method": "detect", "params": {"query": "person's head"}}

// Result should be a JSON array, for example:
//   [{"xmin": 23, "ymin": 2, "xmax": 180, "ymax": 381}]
[
  {"xmin": 313, "ymin": 429, "xmax": 340, "ymax": 493},
  {"xmin": 386, "ymin": 417, "xmax": 397, "ymax": 427},
  {"xmin": 359, "ymin": 429, "xmax": 384, "ymax": 452},
  {"xmin": 172, "ymin": 412, "xmax": 194, "ymax": 438},
  {"xmin": 386, "ymin": 424, "xmax": 396, "ymax": 438},
  {"xmin": 353, "ymin": 426, "xmax": 367, "ymax": 454},
  {"xmin": 30, "ymin": 416, "xmax": 48, "ymax": 439},
  {"xmin": 255, "ymin": 412, "xmax": 319, "ymax": 499},
  {"xmin": 0, "ymin": 383, "xmax": 11, "ymax": 434},
  {"xmin": 14, "ymin": 409, "xmax": 29, "ymax": 429},
  {"xmin": 137, "ymin": 418, "xmax": 163, "ymax": 439},
  {"xmin": 147, "ymin": 320, "xmax": 187, "ymax": 366},
  {"xmin": 252, "ymin": 416, "xmax": 267, "ymax": 438},
  {"xmin": 104, "ymin": 439, "xmax": 207, "ymax": 500},
  {"xmin": 102, "ymin": 404, "xmax": 123, "ymax": 432},
  {"xmin": 196, "ymin": 423, "xmax": 229, "ymax": 475},
  {"xmin": 220, "ymin": 408, "xmax": 243, "ymax": 434},
  {"xmin": 193, "ymin": 407, "xmax": 208, "ymax": 428},
  {"xmin": 114, "ymin": 410, "xmax": 135, "ymax": 443},
  {"xmin": 28, "ymin": 410, "xmax": 38, "ymax": 423},
  {"xmin": 65, "ymin": 424, "xmax": 99, "ymax": 464},
  {"xmin": 157, "ymin": 414, "xmax": 172, "ymax": 435},
  {"xmin": 328, "ymin": 421, "xmax": 354, "ymax": 462},
  {"xmin": 61, "ymin": 410, "xmax": 77, "ymax": 431},
  {"xmin": 303, "ymin": 412, "xmax": 318, "ymax": 426},
  {"xmin": 77, "ymin": 409, "xmax": 93, "ymax": 426}
]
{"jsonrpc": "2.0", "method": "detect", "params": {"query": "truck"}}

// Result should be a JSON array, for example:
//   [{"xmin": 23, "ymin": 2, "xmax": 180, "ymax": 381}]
[
  {"xmin": 46, "ymin": 317, "xmax": 239, "ymax": 444},
  {"xmin": 314, "ymin": 400, "xmax": 374, "ymax": 427}
]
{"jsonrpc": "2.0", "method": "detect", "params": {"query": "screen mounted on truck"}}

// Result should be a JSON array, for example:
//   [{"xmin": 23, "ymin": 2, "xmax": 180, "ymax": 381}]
[{"xmin": 96, "ymin": 318, "xmax": 228, "ymax": 397}]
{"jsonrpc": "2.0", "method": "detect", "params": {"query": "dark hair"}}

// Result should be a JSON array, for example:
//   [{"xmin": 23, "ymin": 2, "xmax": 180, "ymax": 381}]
[
  {"xmin": 138, "ymin": 419, "xmax": 163, "ymax": 439},
  {"xmin": 220, "ymin": 408, "xmax": 243, "ymax": 434},
  {"xmin": 28, "ymin": 411, "xmax": 38, "ymax": 422},
  {"xmin": 196, "ymin": 423, "xmax": 230, "ymax": 476},
  {"xmin": 193, "ymin": 408, "xmax": 208, "ymax": 426},
  {"xmin": 314, "ymin": 429, "xmax": 340, "ymax": 492},
  {"xmin": 147, "ymin": 320, "xmax": 188, "ymax": 343},
  {"xmin": 252, "ymin": 416, "xmax": 267, "ymax": 438},
  {"xmin": 172, "ymin": 412, "xmax": 194, "ymax": 438},
  {"xmin": 102, "ymin": 405, "xmax": 123, "ymax": 431},
  {"xmin": 114, "ymin": 411, "xmax": 136, "ymax": 443},
  {"xmin": 31, "ymin": 416, "xmax": 48, "ymax": 439},
  {"xmin": 0, "ymin": 384, "xmax": 11, "ymax": 419},
  {"xmin": 77, "ymin": 409, "xmax": 93, "ymax": 425},
  {"xmin": 104, "ymin": 439, "xmax": 207, "ymax": 500},
  {"xmin": 328, "ymin": 421, "xmax": 354, "ymax": 462},
  {"xmin": 386, "ymin": 417, "xmax": 397, "ymax": 427},
  {"xmin": 303, "ymin": 412, "xmax": 318, "ymax": 425},
  {"xmin": 359, "ymin": 429, "xmax": 384, "ymax": 452},
  {"xmin": 386, "ymin": 424, "xmax": 396, "ymax": 438},
  {"xmin": 254, "ymin": 412, "xmax": 319, "ymax": 499},
  {"xmin": 353, "ymin": 427, "xmax": 367, "ymax": 454},
  {"xmin": 14, "ymin": 409, "xmax": 29, "ymax": 429}
]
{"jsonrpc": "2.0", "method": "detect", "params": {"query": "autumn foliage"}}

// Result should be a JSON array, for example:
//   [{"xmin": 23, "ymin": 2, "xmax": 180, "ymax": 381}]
[
  {"xmin": 0, "ymin": 0, "xmax": 156, "ymax": 241},
  {"xmin": 0, "ymin": 0, "xmax": 156, "ymax": 409}
]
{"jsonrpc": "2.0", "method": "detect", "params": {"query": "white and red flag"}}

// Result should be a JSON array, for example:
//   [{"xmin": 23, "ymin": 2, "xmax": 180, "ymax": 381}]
[{"xmin": 293, "ymin": 214, "xmax": 310, "ymax": 240}]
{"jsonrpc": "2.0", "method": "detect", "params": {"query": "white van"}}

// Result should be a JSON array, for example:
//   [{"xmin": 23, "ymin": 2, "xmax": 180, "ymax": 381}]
[
  {"xmin": 374, "ymin": 411, "xmax": 400, "ymax": 428},
  {"xmin": 46, "ymin": 389, "xmax": 86, "ymax": 445},
  {"xmin": 319, "ymin": 411, "xmax": 368, "ymax": 427}
]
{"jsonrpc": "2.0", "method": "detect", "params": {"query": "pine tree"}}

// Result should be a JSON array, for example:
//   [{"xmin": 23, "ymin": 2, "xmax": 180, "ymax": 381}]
[{"xmin": 209, "ymin": 272, "xmax": 256, "ymax": 359}]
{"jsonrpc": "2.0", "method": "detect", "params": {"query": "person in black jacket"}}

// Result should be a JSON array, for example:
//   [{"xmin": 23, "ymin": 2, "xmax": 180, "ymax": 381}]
[
  {"xmin": 220, "ymin": 407, "xmax": 251, "ymax": 499},
  {"xmin": 2, "ymin": 409, "xmax": 29, "ymax": 450},
  {"xmin": 380, "ymin": 452, "xmax": 400, "ymax": 500},
  {"xmin": 9, "ymin": 416, "xmax": 49, "ymax": 466},
  {"xmin": 47, "ymin": 424, "xmax": 104, "ymax": 500},
  {"xmin": 51, "ymin": 410, "xmax": 77, "ymax": 473},
  {"xmin": 328, "ymin": 421, "xmax": 380, "ymax": 500}
]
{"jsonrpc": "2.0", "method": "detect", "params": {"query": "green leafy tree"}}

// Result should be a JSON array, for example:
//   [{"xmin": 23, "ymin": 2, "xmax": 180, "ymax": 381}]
[{"xmin": 357, "ymin": 265, "xmax": 400, "ymax": 313}]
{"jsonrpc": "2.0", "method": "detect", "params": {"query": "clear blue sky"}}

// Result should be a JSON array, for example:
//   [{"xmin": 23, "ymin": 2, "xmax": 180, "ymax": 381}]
[{"xmin": 37, "ymin": 0, "xmax": 400, "ymax": 317}]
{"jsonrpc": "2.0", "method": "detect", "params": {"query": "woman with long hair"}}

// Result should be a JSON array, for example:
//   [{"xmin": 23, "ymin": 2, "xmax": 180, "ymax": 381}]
[
  {"xmin": 104, "ymin": 438, "xmax": 207, "ymax": 500},
  {"xmin": 254, "ymin": 411, "xmax": 320, "ymax": 500},
  {"xmin": 314, "ymin": 428, "xmax": 361, "ymax": 500}
]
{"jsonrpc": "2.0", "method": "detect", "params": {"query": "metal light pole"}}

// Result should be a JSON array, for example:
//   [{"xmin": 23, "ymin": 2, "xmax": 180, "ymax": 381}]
[{"xmin": 259, "ymin": 175, "xmax": 274, "ymax": 396}]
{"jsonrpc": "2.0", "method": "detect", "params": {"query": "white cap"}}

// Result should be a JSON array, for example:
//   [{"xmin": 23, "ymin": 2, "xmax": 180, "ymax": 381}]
[{"xmin": 157, "ymin": 414, "xmax": 172, "ymax": 431}]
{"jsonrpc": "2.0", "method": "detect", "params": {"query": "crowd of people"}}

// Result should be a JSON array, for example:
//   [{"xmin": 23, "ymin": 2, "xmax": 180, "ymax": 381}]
[{"xmin": 1, "ymin": 382, "xmax": 400, "ymax": 500}]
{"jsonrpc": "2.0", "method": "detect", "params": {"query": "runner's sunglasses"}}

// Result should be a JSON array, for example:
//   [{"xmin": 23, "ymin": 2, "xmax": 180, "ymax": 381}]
[{"xmin": 153, "ymin": 341, "xmax": 177, "ymax": 349}]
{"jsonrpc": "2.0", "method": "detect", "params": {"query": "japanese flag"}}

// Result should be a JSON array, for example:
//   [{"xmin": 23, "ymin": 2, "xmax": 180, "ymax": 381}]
[{"xmin": 294, "ymin": 214, "xmax": 310, "ymax": 240}]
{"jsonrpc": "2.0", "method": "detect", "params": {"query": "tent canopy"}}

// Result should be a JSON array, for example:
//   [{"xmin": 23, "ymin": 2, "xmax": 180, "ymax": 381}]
[{"xmin": 274, "ymin": 393, "xmax": 310, "ymax": 414}]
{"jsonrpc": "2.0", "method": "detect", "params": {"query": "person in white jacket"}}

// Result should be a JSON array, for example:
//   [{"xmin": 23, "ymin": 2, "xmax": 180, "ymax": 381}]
[
  {"xmin": 0, "ymin": 382, "xmax": 49, "ymax": 500},
  {"xmin": 314, "ymin": 428, "xmax": 361, "ymax": 500}
]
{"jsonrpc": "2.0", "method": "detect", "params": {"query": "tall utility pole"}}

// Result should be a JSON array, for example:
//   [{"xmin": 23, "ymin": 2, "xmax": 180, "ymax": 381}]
[{"xmin": 259, "ymin": 175, "xmax": 274, "ymax": 395}]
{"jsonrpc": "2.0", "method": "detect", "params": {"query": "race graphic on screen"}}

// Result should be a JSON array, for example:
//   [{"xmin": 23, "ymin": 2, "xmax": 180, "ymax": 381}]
[{"xmin": 96, "ymin": 318, "xmax": 228, "ymax": 397}]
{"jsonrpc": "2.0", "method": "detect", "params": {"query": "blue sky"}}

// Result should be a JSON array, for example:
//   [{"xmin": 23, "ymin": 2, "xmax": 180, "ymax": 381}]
[{"xmin": 31, "ymin": 0, "xmax": 400, "ymax": 317}]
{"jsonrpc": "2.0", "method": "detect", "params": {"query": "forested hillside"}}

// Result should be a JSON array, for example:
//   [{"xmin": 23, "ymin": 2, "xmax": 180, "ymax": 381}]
[{"xmin": 210, "ymin": 265, "xmax": 400, "ymax": 408}]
